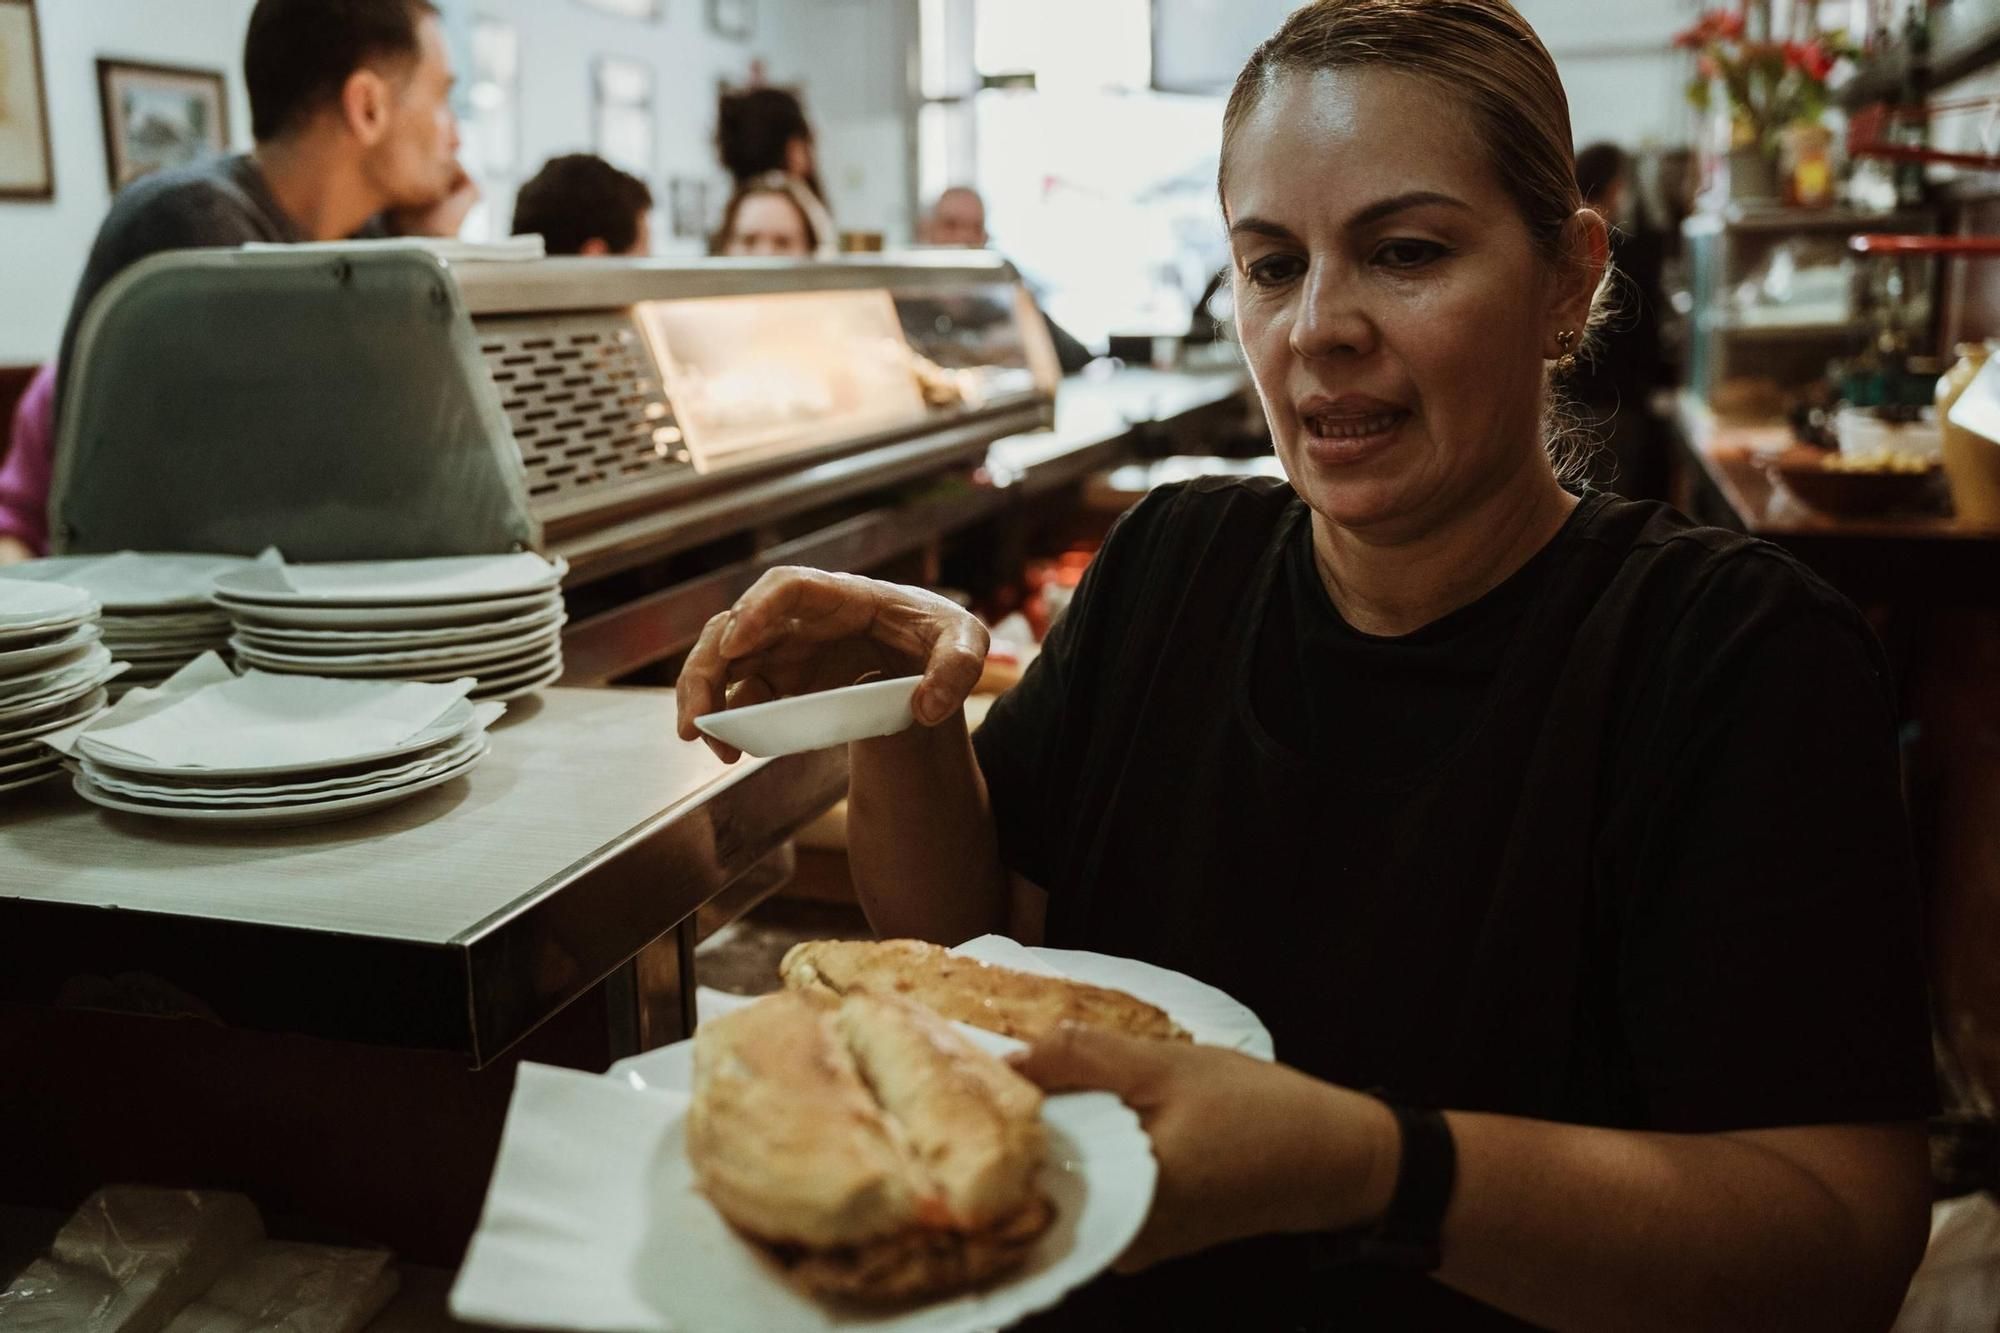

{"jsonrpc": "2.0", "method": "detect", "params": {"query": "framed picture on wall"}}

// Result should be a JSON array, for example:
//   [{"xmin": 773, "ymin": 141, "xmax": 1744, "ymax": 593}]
[
  {"xmin": 0, "ymin": 0, "xmax": 55, "ymax": 199},
  {"xmin": 708, "ymin": 0, "xmax": 755, "ymax": 41},
  {"xmin": 668, "ymin": 176, "xmax": 711, "ymax": 243},
  {"xmin": 572, "ymin": 0, "xmax": 662, "ymax": 19},
  {"xmin": 593, "ymin": 57, "xmax": 655, "ymax": 182},
  {"xmin": 97, "ymin": 59, "xmax": 230, "ymax": 191}
]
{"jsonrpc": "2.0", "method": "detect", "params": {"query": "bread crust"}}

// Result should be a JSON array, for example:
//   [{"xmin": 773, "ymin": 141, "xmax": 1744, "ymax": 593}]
[
  {"xmin": 687, "ymin": 989, "xmax": 1054, "ymax": 1303},
  {"xmin": 782, "ymin": 938, "xmax": 1191, "ymax": 1043}
]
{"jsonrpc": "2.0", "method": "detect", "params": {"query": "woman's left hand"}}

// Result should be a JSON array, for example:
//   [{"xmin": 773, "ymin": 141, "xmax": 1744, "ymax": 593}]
[{"xmin": 1012, "ymin": 1028, "xmax": 1401, "ymax": 1271}]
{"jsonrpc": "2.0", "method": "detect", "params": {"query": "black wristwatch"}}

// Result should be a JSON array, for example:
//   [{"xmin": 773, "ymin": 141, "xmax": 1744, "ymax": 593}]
[{"xmin": 1318, "ymin": 1099, "xmax": 1458, "ymax": 1272}]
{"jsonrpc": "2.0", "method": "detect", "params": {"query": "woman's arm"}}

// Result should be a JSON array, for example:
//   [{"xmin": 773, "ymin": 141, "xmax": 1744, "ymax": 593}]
[
  {"xmin": 846, "ymin": 713, "xmax": 1015, "ymax": 944},
  {"xmin": 676, "ymin": 566, "xmax": 1038, "ymax": 945},
  {"xmin": 1017, "ymin": 1032, "xmax": 1929, "ymax": 1333},
  {"xmin": 1439, "ymin": 1111, "xmax": 1927, "ymax": 1333}
]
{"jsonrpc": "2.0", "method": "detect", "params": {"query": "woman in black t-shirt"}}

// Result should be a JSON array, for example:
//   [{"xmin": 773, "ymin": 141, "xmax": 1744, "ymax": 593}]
[{"xmin": 675, "ymin": 2, "xmax": 1934, "ymax": 1329}]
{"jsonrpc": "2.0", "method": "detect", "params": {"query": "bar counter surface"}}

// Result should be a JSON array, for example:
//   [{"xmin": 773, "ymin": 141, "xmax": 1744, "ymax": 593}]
[
  {"xmin": 1674, "ymin": 392, "xmax": 2000, "ymax": 604},
  {"xmin": 0, "ymin": 686, "xmax": 844, "ymax": 1065}
]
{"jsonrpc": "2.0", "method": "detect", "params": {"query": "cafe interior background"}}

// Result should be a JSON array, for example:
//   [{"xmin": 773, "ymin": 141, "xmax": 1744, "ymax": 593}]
[{"xmin": 8, "ymin": 0, "xmax": 2000, "ymax": 1327}]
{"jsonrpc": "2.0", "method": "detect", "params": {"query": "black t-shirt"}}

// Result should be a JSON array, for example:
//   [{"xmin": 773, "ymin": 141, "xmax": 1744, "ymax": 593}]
[{"xmin": 974, "ymin": 478, "xmax": 1934, "ymax": 1331}]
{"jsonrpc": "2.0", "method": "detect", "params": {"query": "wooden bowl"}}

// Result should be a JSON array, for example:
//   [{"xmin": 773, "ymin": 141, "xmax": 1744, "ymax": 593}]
[{"xmin": 1767, "ymin": 460, "xmax": 1946, "ymax": 518}]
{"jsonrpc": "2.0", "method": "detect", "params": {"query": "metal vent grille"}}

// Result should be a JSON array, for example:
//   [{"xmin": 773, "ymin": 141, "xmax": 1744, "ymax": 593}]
[{"xmin": 477, "ymin": 312, "xmax": 690, "ymax": 512}]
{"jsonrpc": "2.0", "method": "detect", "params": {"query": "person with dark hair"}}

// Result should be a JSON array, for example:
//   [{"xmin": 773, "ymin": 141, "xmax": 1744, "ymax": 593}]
[
  {"xmin": 681, "ymin": 1, "xmax": 1932, "ymax": 1328},
  {"xmin": 1571, "ymin": 139, "xmax": 1670, "ymax": 500},
  {"xmin": 715, "ymin": 85, "xmax": 821, "ymax": 199},
  {"xmin": 8, "ymin": 0, "xmax": 473, "ymax": 556},
  {"xmin": 712, "ymin": 172, "xmax": 821, "ymax": 258},
  {"xmin": 512, "ymin": 154, "xmax": 654, "ymax": 257}
]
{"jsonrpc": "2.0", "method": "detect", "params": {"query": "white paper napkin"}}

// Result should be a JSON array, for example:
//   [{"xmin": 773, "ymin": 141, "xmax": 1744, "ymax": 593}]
[
  {"xmin": 46, "ymin": 652, "xmax": 474, "ymax": 771},
  {"xmin": 0, "ymin": 552, "xmax": 252, "ymax": 611},
  {"xmin": 450, "ymin": 1062, "xmax": 1155, "ymax": 1333}
]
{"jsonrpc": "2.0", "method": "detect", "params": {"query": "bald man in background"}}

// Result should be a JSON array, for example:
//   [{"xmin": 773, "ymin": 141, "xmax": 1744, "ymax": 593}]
[{"xmin": 921, "ymin": 185, "xmax": 1092, "ymax": 375}]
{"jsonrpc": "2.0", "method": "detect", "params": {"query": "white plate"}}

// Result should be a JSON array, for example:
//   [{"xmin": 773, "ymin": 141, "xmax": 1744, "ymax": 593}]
[
  {"xmin": 0, "ymin": 580, "xmax": 96, "ymax": 627},
  {"xmin": 0, "ymin": 623, "xmax": 102, "ymax": 676},
  {"xmin": 470, "ymin": 653, "xmax": 564, "ymax": 701},
  {"xmin": 0, "ymin": 749, "xmax": 60, "ymax": 780},
  {"xmin": 228, "ymin": 622, "xmax": 563, "ymax": 672},
  {"xmin": 0, "ymin": 666, "xmax": 121, "ymax": 724},
  {"xmin": 448, "ymin": 1060, "xmax": 1154, "ymax": 1333},
  {"xmin": 0, "ymin": 609, "xmax": 98, "ymax": 647},
  {"xmin": 0, "ymin": 553, "xmax": 254, "ymax": 611},
  {"xmin": 73, "ymin": 738, "xmax": 489, "ymax": 826},
  {"xmin": 0, "ymin": 688, "xmax": 108, "ymax": 746},
  {"xmin": 216, "ymin": 589, "xmax": 562, "ymax": 630},
  {"xmin": 0, "ymin": 644, "xmax": 115, "ymax": 700},
  {"xmin": 211, "ymin": 554, "xmax": 566, "ymax": 607},
  {"xmin": 74, "ymin": 694, "xmax": 479, "ymax": 780},
  {"xmin": 695, "ymin": 677, "xmax": 919, "ymax": 758},
  {"xmin": 231, "ymin": 604, "xmax": 566, "ymax": 650},
  {"xmin": 0, "ymin": 764, "xmax": 62, "ymax": 795},
  {"xmin": 83, "ymin": 728, "xmax": 489, "ymax": 805}
]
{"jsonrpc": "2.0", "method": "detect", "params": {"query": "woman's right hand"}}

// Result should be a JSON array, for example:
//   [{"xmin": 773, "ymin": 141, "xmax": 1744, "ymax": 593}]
[{"xmin": 674, "ymin": 566, "xmax": 991, "ymax": 762}]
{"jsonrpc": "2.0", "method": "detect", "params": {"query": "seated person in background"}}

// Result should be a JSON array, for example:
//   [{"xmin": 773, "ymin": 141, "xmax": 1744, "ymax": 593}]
[
  {"xmin": 919, "ymin": 185, "xmax": 989, "ymax": 248},
  {"xmin": 0, "ymin": 366, "xmax": 54, "ymax": 564},
  {"xmin": 510, "ymin": 153, "xmax": 653, "ymax": 256},
  {"xmin": 715, "ymin": 85, "xmax": 836, "ymax": 253},
  {"xmin": 918, "ymin": 184, "xmax": 1093, "ymax": 374},
  {"xmin": 712, "ymin": 173, "xmax": 819, "ymax": 258},
  {"xmin": 5, "ymin": 0, "xmax": 474, "ymax": 560}
]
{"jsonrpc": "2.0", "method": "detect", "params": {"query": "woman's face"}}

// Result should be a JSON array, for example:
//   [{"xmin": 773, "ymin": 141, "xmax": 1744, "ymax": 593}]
[
  {"xmin": 1225, "ymin": 68, "xmax": 1586, "ymax": 537},
  {"xmin": 724, "ymin": 193, "xmax": 812, "ymax": 257}
]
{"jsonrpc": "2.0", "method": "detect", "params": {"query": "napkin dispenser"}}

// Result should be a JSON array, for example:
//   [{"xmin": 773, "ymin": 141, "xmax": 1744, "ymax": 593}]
[{"xmin": 51, "ymin": 247, "xmax": 537, "ymax": 560}]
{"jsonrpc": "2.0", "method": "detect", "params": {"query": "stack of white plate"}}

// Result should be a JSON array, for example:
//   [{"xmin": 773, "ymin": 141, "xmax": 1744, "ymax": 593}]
[
  {"xmin": 64, "ymin": 659, "xmax": 504, "ymax": 827},
  {"xmin": 1, "ymin": 552, "xmax": 253, "ymax": 697},
  {"xmin": 0, "ymin": 582, "xmax": 117, "ymax": 795},
  {"xmin": 213, "ymin": 554, "xmax": 567, "ymax": 702}
]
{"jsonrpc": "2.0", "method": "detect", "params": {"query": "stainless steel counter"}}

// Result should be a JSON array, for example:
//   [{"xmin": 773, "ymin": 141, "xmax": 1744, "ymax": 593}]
[
  {"xmin": 0, "ymin": 688, "xmax": 843, "ymax": 1065},
  {"xmin": 557, "ymin": 361, "xmax": 1252, "ymax": 685}
]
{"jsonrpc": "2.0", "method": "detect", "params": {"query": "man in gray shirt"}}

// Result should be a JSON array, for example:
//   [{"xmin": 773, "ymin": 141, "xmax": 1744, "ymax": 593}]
[{"xmin": 52, "ymin": 0, "xmax": 472, "ymax": 423}]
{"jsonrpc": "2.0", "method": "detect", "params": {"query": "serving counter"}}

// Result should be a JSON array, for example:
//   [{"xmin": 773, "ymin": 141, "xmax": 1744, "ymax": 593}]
[
  {"xmin": 1673, "ymin": 392, "xmax": 2000, "ymax": 604},
  {"xmin": 0, "ymin": 687, "xmax": 842, "ymax": 1064},
  {"xmin": 4, "ymin": 246, "xmax": 1255, "ymax": 1292}
]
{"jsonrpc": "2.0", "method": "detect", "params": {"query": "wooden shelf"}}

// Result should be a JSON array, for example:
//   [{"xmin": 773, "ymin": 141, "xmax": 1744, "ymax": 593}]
[{"xmin": 1839, "ymin": 7, "xmax": 2000, "ymax": 110}]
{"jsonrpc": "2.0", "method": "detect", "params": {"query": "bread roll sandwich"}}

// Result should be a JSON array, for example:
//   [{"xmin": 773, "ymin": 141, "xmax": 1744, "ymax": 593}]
[
  {"xmin": 781, "ymin": 938, "xmax": 1190, "ymax": 1044},
  {"xmin": 685, "ymin": 988, "xmax": 1053, "ymax": 1303}
]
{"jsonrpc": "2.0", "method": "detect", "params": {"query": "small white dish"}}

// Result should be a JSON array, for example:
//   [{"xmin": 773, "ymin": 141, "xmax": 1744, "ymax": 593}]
[{"xmin": 695, "ymin": 676, "xmax": 920, "ymax": 758}]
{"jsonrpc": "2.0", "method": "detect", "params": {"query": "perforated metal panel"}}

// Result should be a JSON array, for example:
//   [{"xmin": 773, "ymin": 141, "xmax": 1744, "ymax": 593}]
[{"xmin": 477, "ymin": 312, "xmax": 693, "ymax": 515}]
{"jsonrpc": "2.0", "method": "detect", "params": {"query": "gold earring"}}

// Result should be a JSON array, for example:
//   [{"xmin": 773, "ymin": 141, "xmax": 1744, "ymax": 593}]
[{"xmin": 1554, "ymin": 328, "xmax": 1578, "ymax": 377}]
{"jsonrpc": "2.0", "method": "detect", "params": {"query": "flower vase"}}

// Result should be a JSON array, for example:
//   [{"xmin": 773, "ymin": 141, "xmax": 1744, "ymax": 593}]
[{"xmin": 1724, "ymin": 145, "xmax": 1781, "ymax": 204}]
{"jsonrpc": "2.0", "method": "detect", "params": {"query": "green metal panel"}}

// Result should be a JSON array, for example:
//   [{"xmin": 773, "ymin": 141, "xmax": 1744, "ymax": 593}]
[{"xmin": 51, "ymin": 247, "xmax": 537, "ymax": 560}]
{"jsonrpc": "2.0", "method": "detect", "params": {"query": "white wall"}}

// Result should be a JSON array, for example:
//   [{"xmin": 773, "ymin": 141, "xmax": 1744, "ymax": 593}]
[
  {"xmin": 0, "ymin": 0, "xmax": 917, "ymax": 365},
  {"xmin": 761, "ymin": 0, "xmax": 917, "ymax": 243},
  {"xmin": 1150, "ymin": 0, "xmax": 1698, "ymax": 148},
  {"xmin": 0, "ymin": 0, "xmax": 259, "ymax": 364}
]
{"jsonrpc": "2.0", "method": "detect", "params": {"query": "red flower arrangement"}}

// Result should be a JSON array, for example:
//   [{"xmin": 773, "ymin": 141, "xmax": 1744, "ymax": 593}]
[{"xmin": 1675, "ymin": 7, "xmax": 1854, "ymax": 150}]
